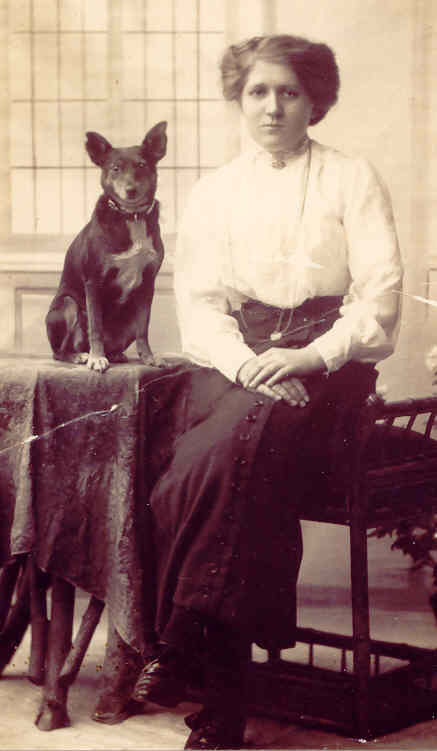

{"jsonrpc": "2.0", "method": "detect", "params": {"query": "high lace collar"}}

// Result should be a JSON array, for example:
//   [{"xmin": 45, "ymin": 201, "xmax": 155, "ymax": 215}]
[{"xmin": 244, "ymin": 133, "xmax": 310, "ymax": 168}]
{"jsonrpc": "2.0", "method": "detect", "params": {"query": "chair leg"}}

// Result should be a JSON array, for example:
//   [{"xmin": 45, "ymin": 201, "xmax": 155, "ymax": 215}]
[
  {"xmin": 349, "ymin": 517, "xmax": 372, "ymax": 740},
  {"xmin": 0, "ymin": 558, "xmax": 31, "ymax": 675},
  {"xmin": 35, "ymin": 576, "xmax": 75, "ymax": 731},
  {"xmin": 28, "ymin": 560, "xmax": 50, "ymax": 685}
]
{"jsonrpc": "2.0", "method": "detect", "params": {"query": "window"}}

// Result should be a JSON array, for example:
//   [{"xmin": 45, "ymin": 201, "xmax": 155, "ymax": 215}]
[{"xmin": 9, "ymin": 0, "xmax": 228, "ymax": 237}]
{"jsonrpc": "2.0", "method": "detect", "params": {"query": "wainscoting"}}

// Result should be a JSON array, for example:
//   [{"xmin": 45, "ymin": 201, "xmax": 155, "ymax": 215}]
[{"xmin": 0, "ymin": 234, "xmax": 181, "ymax": 358}]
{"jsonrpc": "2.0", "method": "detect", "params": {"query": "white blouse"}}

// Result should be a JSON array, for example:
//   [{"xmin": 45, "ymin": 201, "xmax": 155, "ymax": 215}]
[{"xmin": 174, "ymin": 139, "xmax": 403, "ymax": 383}]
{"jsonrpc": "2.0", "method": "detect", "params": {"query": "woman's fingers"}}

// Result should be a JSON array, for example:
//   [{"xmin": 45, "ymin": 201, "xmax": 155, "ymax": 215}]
[
  {"xmin": 269, "ymin": 375, "xmax": 309, "ymax": 403},
  {"xmin": 255, "ymin": 380, "xmax": 309, "ymax": 408},
  {"xmin": 265, "ymin": 366, "xmax": 296, "ymax": 387},
  {"xmin": 273, "ymin": 379, "xmax": 309, "ymax": 407},
  {"xmin": 271, "ymin": 383, "xmax": 299, "ymax": 406},
  {"xmin": 245, "ymin": 362, "xmax": 282, "ymax": 388},
  {"xmin": 256, "ymin": 383, "xmax": 282, "ymax": 402}
]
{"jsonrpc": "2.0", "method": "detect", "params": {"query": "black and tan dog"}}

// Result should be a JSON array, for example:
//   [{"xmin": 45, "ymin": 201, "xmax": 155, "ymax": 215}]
[{"xmin": 46, "ymin": 121, "xmax": 168, "ymax": 373}]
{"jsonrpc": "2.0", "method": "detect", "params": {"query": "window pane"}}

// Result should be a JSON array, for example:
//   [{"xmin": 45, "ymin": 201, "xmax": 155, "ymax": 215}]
[
  {"xmin": 122, "ymin": 32, "xmax": 145, "ymax": 99},
  {"xmin": 11, "ymin": 0, "xmax": 31, "ymax": 32},
  {"xmin": 85, "ymin": 34, "xmax": 108, "ymax": 99},
  {"xmin": 199, "ymin": 0, "xmax": 225, "ymax": 31},
  {"xmin": 10, "ymin": 103, "xmax": 33, "ymax": 166},
  {"xmin": 84, "ymin": 0, "xmax": 108, "ymax": 31},
  {"xmin": 11, "ymin": 170, "xmax": 34, "ymax": 233},
  {"xmin": 61, "ymin": 102, "xmax": 85, "ymax": 166},
  {"xmin": 156, "ymin": 169, "xmax": 175, "ymax": 234},
  {"xmin": 121, "ymin": 101, "xmax": 148, "ymax": 145},
  {"xmin": 84, "ymin": 101, "xmax": 111, "ymax": 141},
  {"xmin": 147, "ymin": 101, "xmax": 175, "ymax": 167},
  {"xmin": 199, "ymin": 101, "xmax": 227, "ymax": 166},
  {"xmin": 60, "ymin": 34, "xmax": 84, "ymax": 99},
  {"xmin": 34, "ymin": 34, "xmax": 59, "ymax": 100},
  {"xmin": 59, "ymin": 0, "xmax": 83, "ymax": 31},
  {"xmin": 175, "ymin": 33, "xmax": 197, "ymax": 99},
  {"xmin": 176, "ymin": 101, "xmax": 198, "ymax": 166},
  {"xmin": 177, "ymin": 168, "xmax": 198, "ymax": 219},
  {"xmin": 9, "ymin": 34, "xmax": 32, "ymax": 99},
  {"xmin": 85, "ymin": 167, "xmax": 102, "ymax": 217},
  {"xmin": 62, "ymin": 169, "xmax": 86, "ymax": 233},
  {"xmin": 121, "ymin": 0, "xmax": 145, "ymax": 31},
  {"xmin": 175, "ymin": 0, "xmax": 197, "ymax": 31},
  {"xmin": 34, "ymin": 103, "xmax": 60, "ymax": 166},
  {"xmin": 36, "ymin": 170, "xmax": 61, "ymax": 233},
  {"xmin": 145, "ymin": 34, "xmax": 173, "ymax": 99},
  {"xmin": 199, "ymin": 33, "xmax": 224, "ymax": 99},
  {"xmin": 147, "ymin": 1, "xmax": 172, "ymax": 31},
  {"xmin": 33, "ymin": 0, "xmax": 58, "ymax": 31}
]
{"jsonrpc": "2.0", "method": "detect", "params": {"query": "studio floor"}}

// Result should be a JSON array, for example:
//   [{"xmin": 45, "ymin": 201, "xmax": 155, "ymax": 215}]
[{"xmin": 1, "ymin": 521, "xmax": 437, "ymax": 751}]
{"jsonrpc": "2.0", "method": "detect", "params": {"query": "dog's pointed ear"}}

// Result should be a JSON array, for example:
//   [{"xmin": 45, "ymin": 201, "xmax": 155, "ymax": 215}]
[
  {"xmin": 142, "ymin": 121, "xmax": 167, "ymax": 163},
  {"xmin": 85, "ymin": 132, "xmax": 113, "ymax": 166}
]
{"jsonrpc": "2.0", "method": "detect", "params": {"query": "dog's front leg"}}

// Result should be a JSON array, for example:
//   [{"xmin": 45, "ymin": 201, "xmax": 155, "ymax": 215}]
[
  {"xmin": 84, "ymin": 279, "xmax": 109, "ymax": 373},
  {"xmin": 136, "ymin": 287, "xmax": 165, "ymax": 368}
]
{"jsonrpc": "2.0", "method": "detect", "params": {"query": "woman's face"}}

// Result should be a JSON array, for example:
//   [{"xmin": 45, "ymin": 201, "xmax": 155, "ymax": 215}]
[{"xmin": 240, "ymin": 60, "xmax": 314, "ymax": 153}]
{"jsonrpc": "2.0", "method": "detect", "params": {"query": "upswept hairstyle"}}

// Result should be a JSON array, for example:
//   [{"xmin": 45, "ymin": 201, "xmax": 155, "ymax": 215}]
[{"xmin": 220, "ymin": 34, "xmax": 340, "ymax": 125}]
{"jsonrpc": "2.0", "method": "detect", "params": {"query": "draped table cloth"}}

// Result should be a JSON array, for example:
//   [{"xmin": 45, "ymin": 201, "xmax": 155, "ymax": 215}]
[{"xmin": 0, "ymin": 355, "xmax": 181, "ymax": 655}]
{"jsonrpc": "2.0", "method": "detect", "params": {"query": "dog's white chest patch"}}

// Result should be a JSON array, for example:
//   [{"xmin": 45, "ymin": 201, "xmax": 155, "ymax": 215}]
[
  {"xmin": 126, "ymin": 219, "xmax": 156, "ymax": 256},
  {"xmin": 107, "ymin": 220, "xmax": 159, "ymax": 304}
]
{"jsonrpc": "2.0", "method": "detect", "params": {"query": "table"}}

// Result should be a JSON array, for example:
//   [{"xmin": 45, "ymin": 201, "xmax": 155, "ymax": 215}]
[{"xmin": 0, "ymin": 355, "xmax": 184, "ymax": 728}]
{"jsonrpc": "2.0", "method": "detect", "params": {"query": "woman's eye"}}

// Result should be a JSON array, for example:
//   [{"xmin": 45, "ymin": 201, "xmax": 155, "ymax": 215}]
[
  {"xmin": 250, "ymin": 87, "xmax": 266, "ymax": 97},
  {"xmin": 111, "ymin": 165, "xmax": 120, "ymax": 173},
  {"xmin": 283, "ymin": 89, "xmax": 299, "ymax": 98}
]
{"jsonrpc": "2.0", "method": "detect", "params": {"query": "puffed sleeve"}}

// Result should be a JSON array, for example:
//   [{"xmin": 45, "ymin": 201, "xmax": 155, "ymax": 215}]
[
  {"xmin": 174, "ymin": 174, "xmax": 254, "ymax": 382},
  {"xmin": 311, "ymin": 157, "xmax": 403, "ymax": 371}
]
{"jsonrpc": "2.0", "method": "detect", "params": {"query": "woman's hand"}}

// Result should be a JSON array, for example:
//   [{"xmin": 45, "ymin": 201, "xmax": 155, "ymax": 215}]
[
  {"xmin": 238, "ymin": 344, "xmax": 325, "ymax": 389},
  {"xmin": 238, "ymin": 358, "xmax": 311, "ymax": 407}
]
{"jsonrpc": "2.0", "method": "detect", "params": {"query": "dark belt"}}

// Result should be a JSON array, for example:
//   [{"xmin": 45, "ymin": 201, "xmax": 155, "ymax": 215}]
[{"xmin": 231, "ymin": 295, "xmax": 343, "ymax": 354}]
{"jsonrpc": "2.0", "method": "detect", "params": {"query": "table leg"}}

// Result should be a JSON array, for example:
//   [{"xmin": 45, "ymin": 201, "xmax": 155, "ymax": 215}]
[
  {"xmin": 59, "ymin": 595, "xmax": 104, "ymax": 689},
  {"xmin": 35, "ymin": 577, "xmax": 74, "ymax": 731},
  {"xmin": 28, "ymin": 560, "xmax": 50, "ymax": 685}
]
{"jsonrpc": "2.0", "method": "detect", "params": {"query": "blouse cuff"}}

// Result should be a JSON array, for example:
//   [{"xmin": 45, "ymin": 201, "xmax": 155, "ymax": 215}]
[
  {"xmin": 310, "ymin": 335, "xmax": 348, "ymax": 374},
  {"xmin": 214, "ymin": 339, "xmax": 255, "ymax": 383}
]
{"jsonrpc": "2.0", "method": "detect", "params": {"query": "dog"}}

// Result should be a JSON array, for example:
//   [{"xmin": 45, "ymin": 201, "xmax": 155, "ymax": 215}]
[{"xmin": 46, "ymin": 121, "xmax": 168, "ymax": 373}]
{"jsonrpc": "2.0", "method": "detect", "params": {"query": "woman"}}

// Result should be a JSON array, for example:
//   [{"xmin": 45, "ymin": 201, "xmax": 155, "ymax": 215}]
[{"xmin": 133, "ymin": 34, "xmax": 403, "ymax": 749}]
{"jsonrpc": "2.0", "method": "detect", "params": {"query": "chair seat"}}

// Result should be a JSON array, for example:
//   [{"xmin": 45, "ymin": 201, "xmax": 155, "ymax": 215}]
[{"xmin": 301, "ymin": 424, "xmax": 437, "ymax": 524}]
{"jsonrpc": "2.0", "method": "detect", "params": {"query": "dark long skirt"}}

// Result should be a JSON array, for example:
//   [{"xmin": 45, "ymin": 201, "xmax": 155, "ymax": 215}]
[{"xmin": 142, "ymin": 357, "xmax": 377, "ymax": 652}]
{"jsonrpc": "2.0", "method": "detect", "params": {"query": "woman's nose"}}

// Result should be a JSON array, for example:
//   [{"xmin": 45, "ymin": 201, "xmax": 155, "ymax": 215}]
[{"xmin": 265, "ymin": 91, "xmax": 282, "ymax": 117}]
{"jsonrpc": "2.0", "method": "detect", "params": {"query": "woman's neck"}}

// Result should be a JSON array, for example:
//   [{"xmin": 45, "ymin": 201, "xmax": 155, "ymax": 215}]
[{"xmin": 267, "ymin": 133, "xmax": 309, "ymax": 160}]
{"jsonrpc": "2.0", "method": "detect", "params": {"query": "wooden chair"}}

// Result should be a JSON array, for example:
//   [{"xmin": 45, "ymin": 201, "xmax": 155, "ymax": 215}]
[{"xmin": 248, "ymin": 394, "xmax": 437, "ymax": 740}]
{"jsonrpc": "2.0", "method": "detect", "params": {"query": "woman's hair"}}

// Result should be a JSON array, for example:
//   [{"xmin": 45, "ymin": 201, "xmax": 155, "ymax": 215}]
[{"xmin": 220, "ymin": 34, "xmax": 340, "ymax": 125}]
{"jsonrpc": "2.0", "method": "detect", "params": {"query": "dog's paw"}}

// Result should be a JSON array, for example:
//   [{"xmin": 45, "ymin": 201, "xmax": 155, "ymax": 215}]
[{"xmin": 87, "ymin": 354, "xmax": 110, "ymax": 373}]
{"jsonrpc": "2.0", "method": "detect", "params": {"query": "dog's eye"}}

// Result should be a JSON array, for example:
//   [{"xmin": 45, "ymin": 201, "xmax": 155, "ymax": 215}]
[
  {"xmin": 138, "ymin": 161, "xmax": 147, "ymax": 169},
  {"xmin": 111, "ymin": 164, "xmax": 120, "ymax": 173}
]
